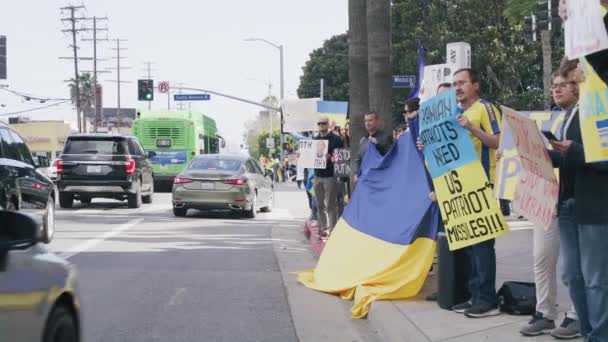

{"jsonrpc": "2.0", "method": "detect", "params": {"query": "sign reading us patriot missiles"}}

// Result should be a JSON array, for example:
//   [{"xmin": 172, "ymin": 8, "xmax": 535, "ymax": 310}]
[{"xmin": 418, "ymin": 89, "xmax": 509, "ymax": 250}]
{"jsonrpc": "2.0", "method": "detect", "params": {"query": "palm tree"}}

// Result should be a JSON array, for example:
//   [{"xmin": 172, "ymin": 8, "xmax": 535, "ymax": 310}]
[
  {"xmin": 348, "ymin": 0, "xmax": 369, "ymax": 175},
  {"xmin": 68, "ymin": 73, "xmax": 94, "ymax": 132},
  {"xmin": 367, "ymin": 0, "xmax": 393, "ymax": 133}
]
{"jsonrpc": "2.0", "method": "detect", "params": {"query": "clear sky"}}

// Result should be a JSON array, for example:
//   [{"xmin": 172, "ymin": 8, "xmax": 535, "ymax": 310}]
[{"xmin": 0, "ymin": 0, "xmax": 348, "ymax": 147}]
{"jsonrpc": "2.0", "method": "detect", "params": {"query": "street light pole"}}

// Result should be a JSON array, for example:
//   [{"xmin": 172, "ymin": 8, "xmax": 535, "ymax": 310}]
[{"xmin": 245, "ymin": 38, "xmax": 286, "ymax": 161}]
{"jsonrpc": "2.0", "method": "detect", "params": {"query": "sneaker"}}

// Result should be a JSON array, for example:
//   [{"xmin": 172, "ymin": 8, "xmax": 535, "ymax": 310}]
[
  {"xmin": 464, "ymin": 303, "xmax": 501, "ymax": 318},
  {"xmin": 317, "ymin": 230, "xmax": 330, "ymax": 239},
  {"xmin": 452, "ymin": 300, "xmax": 473, "ymax": 313},
  {"xmin": 551, "ymin": 317, "xmax": 581, "ymax": 339},
  {"xmin": 520, "ymin": 312, "xmax": 556, "ymax": 336}
]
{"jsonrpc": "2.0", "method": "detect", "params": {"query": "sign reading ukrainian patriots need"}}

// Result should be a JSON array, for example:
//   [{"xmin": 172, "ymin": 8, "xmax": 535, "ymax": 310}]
[
  {"xmin": 502, "ymin": 107, "xmax": 558, "ymax": 230},
  {"xmin": 419, "ymin": 89, "xmax": 508, "ymax": 250}
]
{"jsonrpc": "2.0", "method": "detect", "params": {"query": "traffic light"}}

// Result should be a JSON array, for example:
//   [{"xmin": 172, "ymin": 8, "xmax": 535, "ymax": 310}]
[
  {"xmin": 524, "ymin": 15, "xmax": 537, "ymax": 42},
  {"xmin": 536, "ymin": 0, "xmax": 560, "ymax": 31},
  {"xmin": 138, "ymin": 79, "xmax": 154, "ymax": 101}
]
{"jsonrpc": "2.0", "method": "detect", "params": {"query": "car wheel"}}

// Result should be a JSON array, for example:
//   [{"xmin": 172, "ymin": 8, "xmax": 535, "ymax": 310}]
[
  {"xmin": 43, "ymin": 305, "xmax": 79, "ymax": 342},
  {"xmin": 80, "ymin": 197, "xmax": 91, "ymax": 205},
  {"xmin": 173, "ymin": 206, "xmax": 187, "ymax": 217},
  {"xmin": 142, "ymin": 180, "xmax": 153, "ymax": 204},
  {"xmin": 59, "ymin": 192, "xmax": 73, "ymax": 209},
  {"xmin": 128, "ymin": 180, "xmax": 142, "ymax": 209},
  {"xmin": 260, "ymin": 191, "xmax": 273, "ymax": 213},
  {"xmin": 41, "ymin": 197, "xmax": 55, "ymax": 243},
  {"xmin": 242, "ymin": 193, "xmax": 257, "ymax": 219}
]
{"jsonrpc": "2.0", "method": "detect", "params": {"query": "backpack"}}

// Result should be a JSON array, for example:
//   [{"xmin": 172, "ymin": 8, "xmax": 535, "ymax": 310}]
[{"xmin": 497, "ymin": 281, "xmax": 536, "ymax": 315}]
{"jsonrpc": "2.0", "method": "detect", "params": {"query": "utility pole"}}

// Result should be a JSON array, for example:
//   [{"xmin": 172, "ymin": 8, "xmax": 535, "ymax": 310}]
[
  {"xmin": 60, "ymin": 5, "xmax": 89, "ymax": 132},
  {"xmin": 107, "ymin": 39, "xmax": 130, "ymax": 131},
  {"xmin": 177, "ymin": 83, "xmax": 185, "ymax": 111},
  {"xmin": 142, "ymin": 61, "xmax": 155, "ymax": 110},
  {"xmin": 82, "ymin": 16, "xmax": 108, "ymax": 132},
  {"xmin": 541, "ymin": 30, "xmax": 552, "ymax": 110},
  {"xmin": 320, "ymin": 78, "xmax": 324, "ymax": 100}
]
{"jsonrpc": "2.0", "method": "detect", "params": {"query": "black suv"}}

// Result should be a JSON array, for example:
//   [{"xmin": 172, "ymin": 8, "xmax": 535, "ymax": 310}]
[
  {"xmin": 0, "ymin": 121, "xmax": 55, "ymax": 242},
  {"xmin": 56, "ymin": 134, "xmax": 155, "ymax": 209}
]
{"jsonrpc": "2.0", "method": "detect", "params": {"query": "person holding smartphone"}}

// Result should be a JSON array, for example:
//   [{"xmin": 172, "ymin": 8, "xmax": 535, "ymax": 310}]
[{"xmin": 519, "ymin": 61, "xmax": 581, "ymax": 339}]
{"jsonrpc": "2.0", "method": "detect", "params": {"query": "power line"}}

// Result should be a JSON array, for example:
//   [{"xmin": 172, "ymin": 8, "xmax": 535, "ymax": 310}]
[
  {"xmin": 0, "ymin": 100, "xmax": 71, "ymax": 117},
  {"xmin": 0, "ymin": 87, "xmax": 70, "ymax": 102}
]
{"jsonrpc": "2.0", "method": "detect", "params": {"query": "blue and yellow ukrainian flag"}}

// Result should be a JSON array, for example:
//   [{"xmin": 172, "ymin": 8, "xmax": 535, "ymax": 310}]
[
  {"xmin": 317, "ymin": 101, "xmax": 348, "ymax": 126},
  {"xmin": 297, "ymin": 132, "xmax": 440, "ymax": 318}
]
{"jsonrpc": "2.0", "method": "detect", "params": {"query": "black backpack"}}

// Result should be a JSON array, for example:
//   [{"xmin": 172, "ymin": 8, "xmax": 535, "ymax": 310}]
[{"xmin": 497, "ymin": 281, "xmax": 537, "ymax": 315}]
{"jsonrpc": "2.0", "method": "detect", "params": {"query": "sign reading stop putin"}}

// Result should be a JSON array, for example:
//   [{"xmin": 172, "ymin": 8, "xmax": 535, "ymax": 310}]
[{"xmin": 158, "ymin": 81, "xmax": 169, "ymax": 94}]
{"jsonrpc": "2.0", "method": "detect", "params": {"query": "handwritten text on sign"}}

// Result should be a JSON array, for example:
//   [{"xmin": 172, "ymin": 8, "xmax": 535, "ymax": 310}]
[
  {"xmin": 297, "ymin": 139, "xmax": 328, "ymax": 169},
  {"xmin": 419, "ymin": 89, "xmax": 509, "ymax": 250},
  {"xmin": 333, "ymin": 149, "xmax": 351, "ymax": 178},
  {"xmin": 503, "ymin": 107, "xmax": 558, "ymax": 230},
  {"xmin": 494, "ymin": 111, "xmax": 564, "ymax": 200}
]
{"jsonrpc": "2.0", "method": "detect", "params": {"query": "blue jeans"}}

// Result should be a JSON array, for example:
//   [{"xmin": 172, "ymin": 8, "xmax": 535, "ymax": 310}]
[
  {"xmin": 465, "ymin": 239, "xmax": 498, "ymax": 306},
  {"xmin": 559, "ymin": 199, "xmax": 608, "ymax": 341}
]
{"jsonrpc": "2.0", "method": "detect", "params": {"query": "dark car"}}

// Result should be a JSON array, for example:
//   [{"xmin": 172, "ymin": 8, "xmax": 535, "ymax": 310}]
[
  {"xmin": 0, "ymin": 122, "xmax": 56, "ymax": 243},
  {"xmin": 56, "ymin": 134, "xmax": 155, "ymax": 209},
  {"xmin": 0, "ymin": 210, "xmax": 81, "ymax": 342}
]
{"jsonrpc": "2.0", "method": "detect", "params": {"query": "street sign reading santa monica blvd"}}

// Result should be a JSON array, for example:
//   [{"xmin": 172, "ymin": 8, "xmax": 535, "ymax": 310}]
[
  {"xmin": 392, "ymin": 75, "xmax": 416, "ymax": 88},
  {"xmin": 174, "ymin": 94, "xmax": 211, "ymax": 101}
]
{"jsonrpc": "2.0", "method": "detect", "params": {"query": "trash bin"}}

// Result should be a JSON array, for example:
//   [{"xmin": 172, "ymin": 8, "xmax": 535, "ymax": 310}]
[{"xmin": 437, "ymin": 232, "xmax": 471, "ymax": 310}]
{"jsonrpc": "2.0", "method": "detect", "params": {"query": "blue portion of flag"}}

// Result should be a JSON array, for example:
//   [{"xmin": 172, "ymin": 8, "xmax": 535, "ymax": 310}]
[
  {"xmin": 408, "ymin": 39, "xmax": 425, "ymax": 100},
  {"xmin": 317, "ymin": 101, "xmax": 348, "ymax": 114},
  {"xmin": 342, "ymin": 131, "xmax": 440, "ymax": 245}
]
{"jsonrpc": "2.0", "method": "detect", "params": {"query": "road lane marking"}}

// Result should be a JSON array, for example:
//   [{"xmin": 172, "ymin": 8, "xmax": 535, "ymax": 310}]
[
  {"xmin": 168, "ymin": 288, "xmax": 187, "ymax": 306},
  {"xmin": 59, "ymin": 218, "xmax": 143, "ymax": 259}
]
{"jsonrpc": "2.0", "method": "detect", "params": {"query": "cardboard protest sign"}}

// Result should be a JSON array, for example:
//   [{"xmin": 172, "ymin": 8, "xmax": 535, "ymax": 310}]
[
  {"xmin": 333, "ymin": 148, "xmax": 351, "ymax": 178},
  {"xmin": 503, "ymin": 107, "xmax": 559, "ymax": 230},
  {"xmin": 297, "ymin": 139, "xmax": 328, "ymax": 169},
  {"xmin": 494, "ymin": 111, "xmax": 564, "ymax": 200},
  {"xmin": 419, "ymin": 89, "xmax": 508, "ymax": 250},
  {"xmin": 565, "ymin": 0, "xmax": 608, "ymax": 59},
  {"xmin": 282, "ymin": 98, "xmax": 320, "ymax": 133},
  {"xmin": 579, "ymin": 58, "xmax": 608, "ymax": 163}
]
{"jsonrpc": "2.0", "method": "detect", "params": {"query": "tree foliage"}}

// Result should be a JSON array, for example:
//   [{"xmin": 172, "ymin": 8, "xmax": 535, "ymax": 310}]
[
  {"xmin": 297, "ymin": 33, "xmax": 349, "ymax": 101},
  {"xmin": 68, "ymin": 72, "xmax": 94, "ymax": 119},
  {"xmin": 297, "ymin": 0, "xmax": 566, "ymax": 127}
]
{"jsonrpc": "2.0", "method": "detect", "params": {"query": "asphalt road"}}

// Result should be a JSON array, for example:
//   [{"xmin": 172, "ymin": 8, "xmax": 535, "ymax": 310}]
[{"xmin": 50, "ymin": 187, "xmax": 303, "ymax": 342}]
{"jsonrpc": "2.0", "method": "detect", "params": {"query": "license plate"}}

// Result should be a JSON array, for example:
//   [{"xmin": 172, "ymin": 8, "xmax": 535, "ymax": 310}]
[
  {"xmin": 87, "ymin": 165, "xmax": 102, "ymax": 173},
  {"xmin": 200, "ymin": 182, "xmax": 214, "ymax": 190}
]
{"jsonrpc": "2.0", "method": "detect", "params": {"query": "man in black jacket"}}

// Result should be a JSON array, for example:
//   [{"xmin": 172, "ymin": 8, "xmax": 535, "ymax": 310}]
[
  {"xmin": 548, "ymin": 59, "xmax": 608, "ymax": 342},
  {"xmin": 314, "ymin": 115, "xmax": 344, "ymax": 238},
  {"xmin": 353, "ymin": 111, "xmax": 394, "ymax": 181}
]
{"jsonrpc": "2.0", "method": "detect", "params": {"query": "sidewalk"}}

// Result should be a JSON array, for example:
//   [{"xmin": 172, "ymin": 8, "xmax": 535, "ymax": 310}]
[{"xmin": 274, "ymin": 182, "xmax": 580, "ymax": 342}]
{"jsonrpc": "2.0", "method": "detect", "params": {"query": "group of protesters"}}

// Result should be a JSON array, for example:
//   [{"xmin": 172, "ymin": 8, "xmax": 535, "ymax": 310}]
[{"xmin": 302, "ymin": 26, "xmax": 606, "ymax": 342}]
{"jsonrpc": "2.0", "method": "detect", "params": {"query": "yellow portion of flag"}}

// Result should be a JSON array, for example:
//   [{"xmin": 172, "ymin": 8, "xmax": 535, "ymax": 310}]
[{"xmin": 296, "ymin": 219, "xmax": 435, "ymax": 319}]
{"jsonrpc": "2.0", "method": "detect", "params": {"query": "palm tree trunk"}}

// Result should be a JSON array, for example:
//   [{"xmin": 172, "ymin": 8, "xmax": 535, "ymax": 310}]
[
  {"xmin": 367, "ymin": 0, "xmax": 393, "ymax": 133},
  {"xmin": 348, "ymin": 0, "xmax": 369, "ymax": 174}
]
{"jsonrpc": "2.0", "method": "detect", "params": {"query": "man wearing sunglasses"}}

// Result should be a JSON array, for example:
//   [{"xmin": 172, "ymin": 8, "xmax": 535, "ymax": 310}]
[{"xmin": 313, "ymin": 115, "xmax": 345, "ymax": 238}]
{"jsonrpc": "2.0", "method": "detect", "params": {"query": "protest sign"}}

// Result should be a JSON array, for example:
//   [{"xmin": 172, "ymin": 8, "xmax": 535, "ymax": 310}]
[
  {"xmin": 494, "ymin": 111, "xmax": 564, "ymax": 200},
  {"xmin": 297, "ymin": 139, "xmax": 328, "ymax": 169},
  {"xmin": 565, "ymin": 0, "xmax": 608, "ymax": 60},
  {"xmin": 419, "ymin": 89, "xmax": 508, "ymax": 250},
  {"xmin": 579, "ymin": 58, "xmax": 608, "ymax": 163},
  {"xmin": 333, "ymin": 148, "xmax": 351, "ymax": 178},
  {"xmin": 282, "ymin": 98, "xmax": 320, "ymax": 133},
  {"xmin": 503, "ymin": 107, "xmax": 558, "ymax": 230}
]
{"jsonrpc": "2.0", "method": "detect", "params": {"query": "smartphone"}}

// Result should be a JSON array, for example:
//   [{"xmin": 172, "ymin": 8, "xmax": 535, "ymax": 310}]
[{"xmin": 541, "ymin": 130, "xmax": 559, "ymax": 141}]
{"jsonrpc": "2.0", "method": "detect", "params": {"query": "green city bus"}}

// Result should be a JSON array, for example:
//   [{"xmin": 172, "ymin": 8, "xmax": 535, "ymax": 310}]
[{"xmin": 132, "ymin": 110, "xmax": 224, "ymax": 188}]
